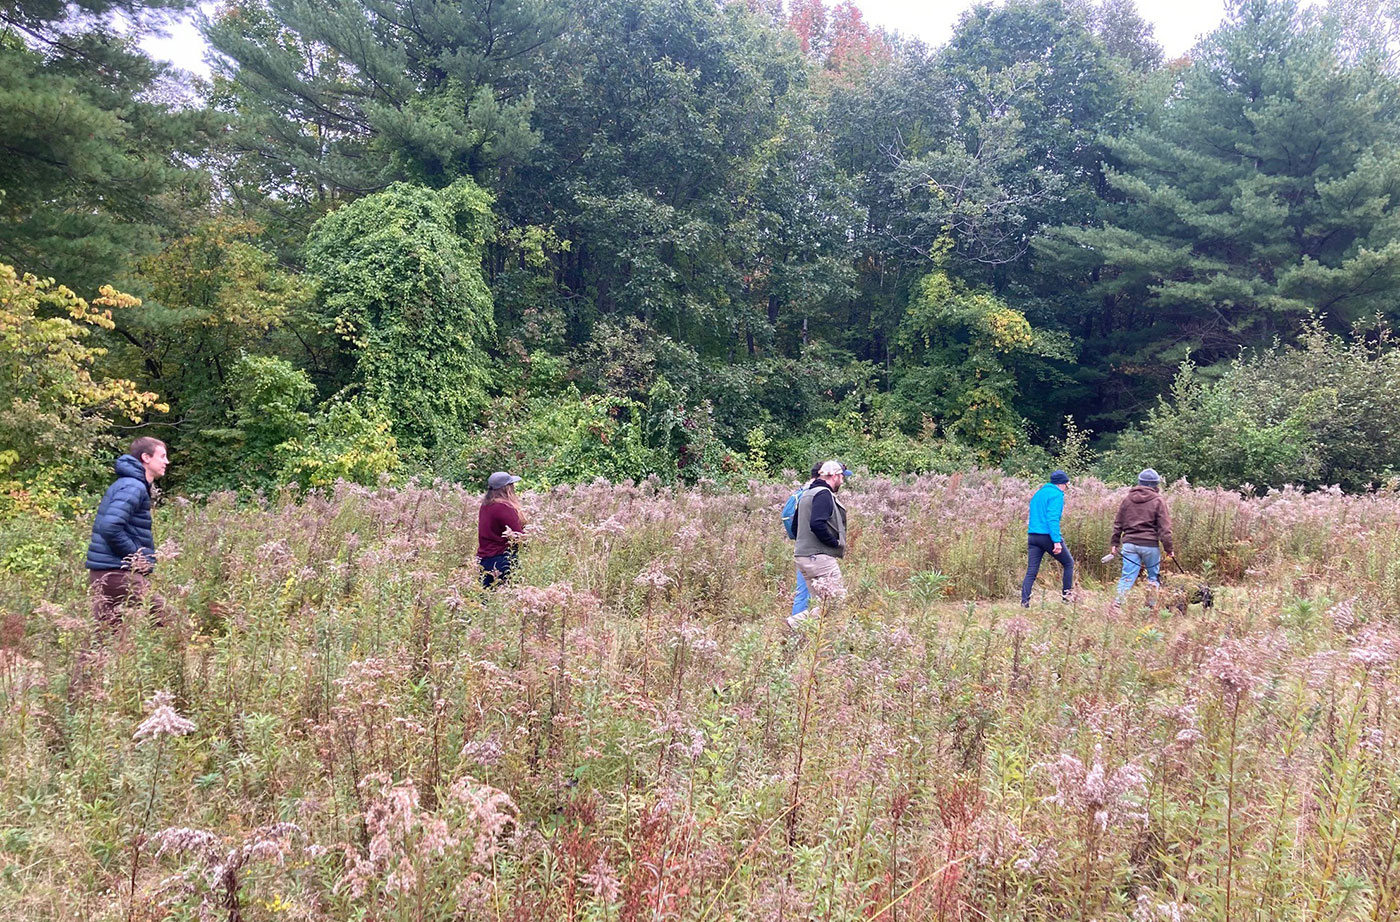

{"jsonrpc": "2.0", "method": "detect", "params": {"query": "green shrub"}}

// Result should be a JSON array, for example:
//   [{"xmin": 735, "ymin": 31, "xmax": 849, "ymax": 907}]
[
  {"xmin": 1102, "ymin": 323, "xmax": 1400, "ymax": 489},
  {"xmin": 278, "ymin": 397, "xmax": 400, "ymax": 488},
  {"xmin": 442, "ymin": 389, "xmax": 675, "ymax": 487},
  {"xmin": 222, "ymin": 354, "xmax": 314, "ymax": 486},
  {"xmin": 775, "ymin": 409, "xmax": 980, "ymax": 477}
]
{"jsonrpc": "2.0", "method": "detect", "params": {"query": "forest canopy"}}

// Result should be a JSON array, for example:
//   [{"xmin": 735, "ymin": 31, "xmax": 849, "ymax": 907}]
[{"xmin": 5, "ymin": 0, "xmax": 1400, "ymax": 505}]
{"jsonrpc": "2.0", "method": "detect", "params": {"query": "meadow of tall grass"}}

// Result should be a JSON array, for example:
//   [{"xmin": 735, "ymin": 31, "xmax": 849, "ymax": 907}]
[{"xmin": 4, "ymin": 471, "xmax": 1400, "ymax": 921}]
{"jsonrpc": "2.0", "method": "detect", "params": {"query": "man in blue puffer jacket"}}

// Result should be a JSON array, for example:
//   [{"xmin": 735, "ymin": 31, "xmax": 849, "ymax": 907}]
[
  {"xmin": 86, "ymin": 437, "xmax": 170, "ymax": 625},
  {"xmin": 1021, "ymin": 469, "xmax": 1073, "ymax": 607}
]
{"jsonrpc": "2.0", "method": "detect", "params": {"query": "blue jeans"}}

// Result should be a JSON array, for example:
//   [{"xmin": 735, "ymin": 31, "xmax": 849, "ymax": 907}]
[
  {"xmin": 1117, "ymin": 543, "xmax": 1161, "ymax": 599},
  {"xmin": 480, "ymin": 552, "xmax": 514, "ymax": 589},
  {"xmin": 793, "ymin": 567, "xmax": 810, "ymax": 615}
]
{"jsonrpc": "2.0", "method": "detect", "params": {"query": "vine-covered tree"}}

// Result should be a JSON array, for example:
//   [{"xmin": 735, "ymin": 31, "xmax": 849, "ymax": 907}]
[
  {"xmin": 303, "ymin": 179, "xmax": 496, "ymax": 454},
  {"xmin": 893, "ymin": 266, "xmax": 1072, "ymax": 459}
]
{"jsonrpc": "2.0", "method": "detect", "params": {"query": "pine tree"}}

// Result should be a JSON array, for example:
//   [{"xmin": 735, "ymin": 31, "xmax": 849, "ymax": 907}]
[
  {"xmin": 0, "ymin": 0, "xmax": 215, "ymax": 291},
  {"xmin": 1040, "ymin": 0, "xmax": 1400, "ymax": 384},
  {"xmin": 204, "ymin": 0, "xmax": 567, "ymax": 202}
]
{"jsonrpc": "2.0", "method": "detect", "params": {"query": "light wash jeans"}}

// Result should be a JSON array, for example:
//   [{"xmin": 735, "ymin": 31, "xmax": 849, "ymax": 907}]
[
  {"xmin": 1117, "ymin": 543, "xmax": 1162, "ymax": 599},
  {"xmin": 792, "ymin": 568, "xmax": 810, "ymax": 615}
]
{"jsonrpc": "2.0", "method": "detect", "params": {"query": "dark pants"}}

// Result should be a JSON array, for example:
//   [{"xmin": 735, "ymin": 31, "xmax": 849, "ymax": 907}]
[
  {"xmin": 1021, "ymin": 533, "xmax": 1073, "ymax": 606},
  {"xmin": 480, "ymin": 553, "xmax": 514, "ymax": 589},
  {"xmin": 89, "ymin": 569, "xmax": 170, "ymax": 626}
]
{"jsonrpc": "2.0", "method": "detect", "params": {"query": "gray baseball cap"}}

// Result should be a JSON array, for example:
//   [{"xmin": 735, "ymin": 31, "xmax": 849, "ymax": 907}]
[
  {"xmin": 487, "ymin": 471, "xmax": 521, "ymax": 489},
  {"xmin": 818, "ymin": 460, "xmax": 854, "ymax": 478}
]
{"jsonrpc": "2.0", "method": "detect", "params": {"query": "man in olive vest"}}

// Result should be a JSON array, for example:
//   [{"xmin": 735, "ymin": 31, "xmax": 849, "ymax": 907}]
[{"xmin": 791, "ymin": 460, "xmax": 851, "ymax": 621}]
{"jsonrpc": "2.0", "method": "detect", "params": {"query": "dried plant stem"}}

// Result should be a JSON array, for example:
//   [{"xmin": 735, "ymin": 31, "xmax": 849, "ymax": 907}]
[
  {"xmin": 1371, "ymin": 814, "xmax": 1400, "ymax": 922},
  {"xmin": 1080, "ymin": 811, "xmax": 1097, "ymax": 921},
  {"xmin": 1224, "ymin": 692, "xmax": 1240, "ymax": 922},
  {"xmin": 868, "ymin": 856, "xmax": 967, "ymax": 922},
  {"xmin": 1261, "ymin": 694, "xmax": 1305, "ymax": 922},
  {"xmin": 1310, "ymin": 687, "xmax": 1368, "ymax": 919},
  {"xmin": 787, "ymin": 610, "xmax": 826, "ymax": 851},
  {"xmin": 128, "ymin": 736, "xmax": 166, "ymax": 921}
]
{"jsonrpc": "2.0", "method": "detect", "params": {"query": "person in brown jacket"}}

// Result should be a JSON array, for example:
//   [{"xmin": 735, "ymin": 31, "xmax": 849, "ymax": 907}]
[{"xmin": 1107, "ymin": 468, "xmax": 1174, "ymax": 603}]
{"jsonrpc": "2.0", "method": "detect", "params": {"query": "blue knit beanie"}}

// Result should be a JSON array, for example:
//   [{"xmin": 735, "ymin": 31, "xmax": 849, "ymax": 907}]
[
  {"xmin": 1050, "ymin": 470, "xmax": 1069, "ymax": 485},
  {"xmin": 1138, "ymin": 468, "xmax": 1161, "ymax": 485}
]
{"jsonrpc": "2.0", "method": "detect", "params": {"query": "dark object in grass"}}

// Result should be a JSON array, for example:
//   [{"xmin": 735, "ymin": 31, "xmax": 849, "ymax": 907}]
[
  {"xmin": 1169, "ymin": 556, "xmax": 1214, "ymax": 609},
  {"xmin": 1159, "ymin": 572, "xmax": 1216, "ymax": 615}
]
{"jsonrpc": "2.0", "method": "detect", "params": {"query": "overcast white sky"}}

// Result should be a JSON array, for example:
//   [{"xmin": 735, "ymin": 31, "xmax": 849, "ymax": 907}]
[
  {"xmin": 142, "ymin": 0, "xmax": 1230, "ymax": 79},
  {"xmin": 852, "ymin": 0, "xmax": 1228, "ymax": 54}
]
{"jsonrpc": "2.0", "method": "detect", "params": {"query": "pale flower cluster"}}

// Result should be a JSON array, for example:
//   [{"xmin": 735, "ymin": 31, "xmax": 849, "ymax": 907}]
[
  {"xmin": 579, "ymin": 852, "xmax": 621, "ymax": 903},
  {"xmin": 634, "ymin": 562, "xmax": 673, "ymax": 590},
  {"xmin": 667, "ymin": 622, "xmax": 718, "ymax": 660},
  {"xmin": 1201, "ymin": 633, "xmax": 1288, "ymax": 700},
  {"xmin": 811, "ymin": 574, "xmax": 847, "ymax": 601},
  {"xmin": 134, "ymin": 690, "xmax": 196, "ymax": 742},
  {"xmin": 1350, "ymin": 626, "xmax": 1400, "ymax": 670},
  {"xmin": 345, "ymin": 773, "xmax": 517, "ymax": 900},
  {"xmin": 152, "ymin": 821, "xmax": 303, "ymax": 907},
  {"xmin": 1328, "ymin": 597, "xmax": 1357, "ymax": 633},
  {"xmin": 1043, "ymin": 744, "xmax": 1147, "ymax": 830},
  {"xmin": 508, "ymin": 582, "xmax": 572, "ymax": 616},
  {"xmin": 1134, "ymin": 889, "xmax": 1194, "ymax": 922}
]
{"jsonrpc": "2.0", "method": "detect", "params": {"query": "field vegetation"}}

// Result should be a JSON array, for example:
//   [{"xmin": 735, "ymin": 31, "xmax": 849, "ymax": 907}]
[{"xmin": 4, "ymin": 474, "xmax": 1400, "ymax": 921}]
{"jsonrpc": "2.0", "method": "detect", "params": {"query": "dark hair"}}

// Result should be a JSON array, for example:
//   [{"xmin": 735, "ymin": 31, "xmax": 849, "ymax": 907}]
[
  {"xmin": 810, "ymin": 462, "xmax": 822, "ymax": 478},
  {"xmin": 129, "ymin": 437, "xmax": 166, "ymax": 461}
]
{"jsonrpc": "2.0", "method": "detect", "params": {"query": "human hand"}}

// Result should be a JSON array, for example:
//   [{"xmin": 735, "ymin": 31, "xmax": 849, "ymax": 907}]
[
  {"xmin": 131, "ymin": 551, "xmax": 154, "ymax": 574},
  {"xmin": 1052, "ymin": 542, "xmax": 1062, "ymax": 554}
]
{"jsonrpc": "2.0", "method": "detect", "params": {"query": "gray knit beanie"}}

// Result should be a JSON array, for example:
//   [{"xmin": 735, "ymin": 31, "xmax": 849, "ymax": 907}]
[{"xmin": 1138, "ymin": 468, "xmax": 1161, "ymax": 485}]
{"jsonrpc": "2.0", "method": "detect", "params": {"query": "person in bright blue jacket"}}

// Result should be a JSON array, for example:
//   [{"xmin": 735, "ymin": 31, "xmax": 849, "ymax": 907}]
[
  {"xmin": 86, "ymin": 437, "xmax": 170, "ymax": 625},
  {"xmin": 1021, "ymin": 470, "xmax": 1073, "ymax": 607}
]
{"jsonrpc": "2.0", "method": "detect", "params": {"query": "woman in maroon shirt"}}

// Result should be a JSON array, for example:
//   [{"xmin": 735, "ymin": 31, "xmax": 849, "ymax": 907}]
[{"xmin": 478, "ymin": 471, "xmax": 525, "ymax": 587}]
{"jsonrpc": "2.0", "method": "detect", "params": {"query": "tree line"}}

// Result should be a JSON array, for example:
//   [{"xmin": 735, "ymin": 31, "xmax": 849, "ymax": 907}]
[{"xmin": 6, "ymin": 0, "xmax": 1400, "ymax": 509}]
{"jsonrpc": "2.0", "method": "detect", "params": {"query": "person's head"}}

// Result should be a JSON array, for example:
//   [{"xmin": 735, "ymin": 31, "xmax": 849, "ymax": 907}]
[
  {"xmin": 1138, "ymin": 468, "xmax": 1161, "ymax": 490},
  {"xmin": 817, "ymin": 460, "xmax": 853, "ymax": 492},
  {"xmin": 1050, "ymin": 469, "xmax": 1070, "ymax": 492},
  {"xmin": 484, "ymin": 471, "xmax": 522, "ymax": 508},
  {"xmin": 130, "ymin": 437, "xmax": 168, "ymax": 482}
]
